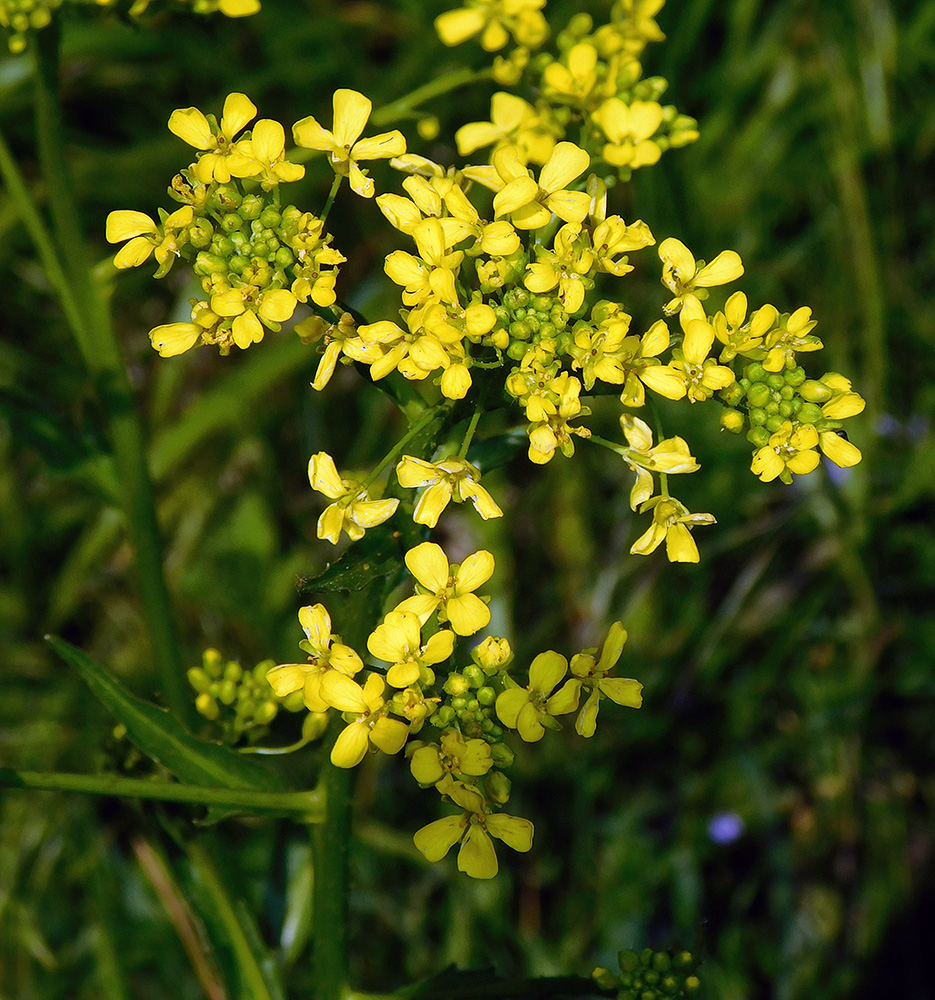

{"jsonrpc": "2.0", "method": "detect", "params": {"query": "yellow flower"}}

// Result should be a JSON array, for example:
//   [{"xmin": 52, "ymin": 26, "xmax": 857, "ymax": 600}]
[
  {"xmin": 639, "ymin": 302, "xmax": 735, "ymax": 403},
  {"xmin": 619, "ymin": 413, "xmax": 699, "ymax": 510},
  {"xmin": 209, "ymin": 285, "xmax": 298, "ymax": 350},
  {"xmin": 409, "ymin": 729, "xmax": 494, "ymax": 786},
  {"xmin": 592, "ymin": 216, "xmax": 656, "ymax": 275},
  {"xmin": 592, "ymin": 98, "xmax": 664, "ymax": 171},
  {"xmin": 762, "ymin": 307, "xmax": 822, "ymax": 372},
  {"xmin": 435, "ymin": 0, "xmax": 548, "ymax": 52},
  {"xmin": 496, "ymin": 650, "xmax": 580, "ymax": 741},
  {"xmin": 658, "ymin": 237, "xmax": 744, "ymax": 315},
  {"xmin": 383, "ymin": 217, "xmax": 463, "ymax": 306},
  {"xmin": 542, "ymin": 43, "xmax": 602, "ymax": 108},
  {"xmin": 488, "ymin": 142, "xmax": 592, "ymax": 230},
  {"xmin": 818, "ymin": 430, "xmax": 862, "ymax": 469},
  {"xmin": 525, "ymin": 374, "xmax": 591, "ymax": 464},
  {"xmin": 712, "ymin": 292, "xmax": 777, "ymax": 363},
  {"xmin": 524, "ymin": 222, "xmax": 595, "ymax": 314},
  {"xmin": 631, "ymin": 496, "xmax": 716, "ymax": 562},
  {"xmin": 105, "ymin": 205, "xmax": 194, "ymax": 276},
  {"xmin": 308, "ymin": 452, "xmax": 399, "ymax": 543},
  {"xmin": 569, "ymin": 622, "xmax": 643, "ymax": 737},
  {"xmin": 397, "ymin": 542, "xmax": 494, "ymax": 636},
  {"xmin": 234, "ymin": 118, "xmax": 306, "ymax": 189},
  {"xmin": 455, "ymin": 91, "xmax": 556, "ymax": 164},
  {"xmin": 293, "ymin": 89, "xmax": 406, "ymax": 198},
  {"xmin": 168, "ymin": 92, "xmax": 259, "ymax": 184},
  {"xmin": 321, "ymin": 673, "xmax": 410, "ymax": 768},
  {"xmin": 367, "ymin": 610, "xmax": 455, "ymax": 688},
  {"xmin": 148, "ymin": 321, "xmax": 202, "ymax": 358},
  {"xmin": 750, "ymin": 420, "xmax": 820, "ymax": 484},
  {"xmin": 265, "ymin": 603, "xmax": 363, "ymax": 713},
  {"xmin": 396, "ymin": 456, "xmax": 503, "ymax": 527},
  {"xmin": 413, "ymin": 782, "xmax": 533, "ymax": 879}
]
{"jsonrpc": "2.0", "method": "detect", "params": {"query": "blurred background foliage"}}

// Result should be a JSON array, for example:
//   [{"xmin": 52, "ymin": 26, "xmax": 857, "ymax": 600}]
[{"xmin": 1, "ymin": 0, "xmax": 934, "ymax": 997}]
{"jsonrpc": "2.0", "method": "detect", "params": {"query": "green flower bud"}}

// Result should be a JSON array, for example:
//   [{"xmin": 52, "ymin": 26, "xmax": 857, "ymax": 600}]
[
  {"xmin": 477, "ymin": 686, "xmax": 496, "ymax": 706},
  {"xmin": 744, "ymin": 362, "xmax": 766, "ymax": 382},
  {"xmin": 217, "ymin": 679, "xmax": 237, "ymax": 705},
  {"xmin": 619, "ymin": 950, "xmax": 640, "ymax": 973},
  {"xmin": 766, "ymin": 373, "xmax": 785, "ymax": 390},
  {"xmin": 221, "ymin": 213, "xmax": 244, "ymax": 233},
  {"xmin": 747, "ymin": 426, "xmax": 770, "ymax": 448},
  {"xmin": 748, "ymin": 407, "xmax": 767, "ymax": 426},
  {"xmin": 302, "ymin": 711, "xmax": 329, "ymax": 741},
  {"xmin": 223, "ymin": 661, "xmax": 242, "ymax": 681},
  {"xmin": 485, "ymin": 770, "xmax": 511, "ymax": 804},
  {"xmin": 187, "ymin": 667, "xmax": 212, "ymax": 693},
  {"xmin": 765, "ymin": 414, "xmax": 785, "ymax": 433},
  {"xmin": 490, "ymin": 742, "xmax": 514, "ymax": 767},
  {"xmin": 746, "ymin": 383, "xmax": 770, "ymax": 408},
  {"xmin": 592, "ymin": 967, "xmax": 618, "ymax": 991},
  {"xmin": 193, "ymin": 251, "xmax": 229, "ymax": 276},
  {"xmin": 797, "ymin": 402, "xmax": 823, "ymax": 424},
  {"xmin": 239, "ymin": 194, "xmax": 264, "ymax": 220},
  {"xmin": 799, "ymin": 379, "xmax": 834, "ymax": 403},
  {"xmin": 195, "ymin": 692, "xmax": 220, "ymax": 720},
  {"xmin": 506, "ymin": 342, "xmax": 527, "ymax": 360}
]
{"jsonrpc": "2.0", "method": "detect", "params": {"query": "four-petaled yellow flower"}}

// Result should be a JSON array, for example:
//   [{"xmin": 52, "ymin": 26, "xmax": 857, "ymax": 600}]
[
  {"xmin": 396, "ymin": 456, "xmax": 503, "ymax": 527},
  {"xmin": 455, "ymin": 91, "xmax": 556, "ymax": 164},
  {"xmin": 413, "ymin": 781, "xmax": 533, "ymax": 879},
  {"xmin": 320, "ymin": 673, "xmax": 410, "ymax": 768},
  {"xmin": 750, "ymin": 420, "xmax": 820, "ymax": 484},
  {"xmin": 266, "ymin": 603, "xmax": 363, "ymax": 713},
  {"xmin": 308, "ymin": 452, "xmax": 399, "ymax": 544},
  {"xmin": 496, "ymin": 650, "xmax": 580, "ymax": 741},
  {"xmin": 105, "ymin": 206, "xmax": 194, "ymax": 277},
  {"xmin": 631, "ymin": 496, "xmax": 716, "ymax": 563},
  {"xmin": 620, "ymin": 413, "xmax": 700, "ymax": 510},
  {"xmin": 293, "ymin": 89, "xmax": 406, "ymax": 198},
  {"xmin": 658, "ymin": 236, "xmax": 744, "ymax": 315},
  {"xmin": 488, "ymin": 142, "xmax": 592, "ymax": 230},
  {"xmin": 435, "ymin": 0, "xmax": 548, "ymax": 52},
  {"xmin": 398, "ymin": 542, "xmax": 494, "ymax": 636},
  {"xmin": 410, "ymin": 729, "xmax": 494, "ymax": 786},
  {"xmin": 593, "ymin": 98, "xmax": 664, "ymax": 170},
  {"xmin": 367, "ymin": 610, "xmax": 455, "ymax": 688},
  {"xmin": 209, "ymin": 285, "xmax": 298, "ymax": 350},
  {"xmin": 569, "ymin": 622, "xmax": 643, "ymax": 737},
  {"xmin": 168, "ymin": 92, "xmax": 259, "ymax": 184}
]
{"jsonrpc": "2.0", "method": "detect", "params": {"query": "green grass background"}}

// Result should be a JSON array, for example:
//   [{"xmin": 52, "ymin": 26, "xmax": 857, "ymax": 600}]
[{"xmin": 1, "ymin": 1, "xmax": 934, "ymax": 997}]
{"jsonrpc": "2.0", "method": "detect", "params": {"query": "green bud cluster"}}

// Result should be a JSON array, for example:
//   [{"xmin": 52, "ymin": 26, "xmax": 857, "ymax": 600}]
[
  {"xmin": 431, "ymin": 662, "xmax": 505, "ymax": 740},
  {"xmin": 1, "ymin": 0, "xmax": 59, "ymax": 52},
  {"xmin": 593, "ymin": 948, "xmax": 701, "ymax": 1000},
  {"xmin": 495, "ymin": 288, "xmax": 570, "ymax": 361},
  {"xmin": 720, "ymin": 362, "xmax": 824, "ymax": 447},
  {"xmin": 187, "ymin": 649, "xmax": 283, "ymax": 744}
]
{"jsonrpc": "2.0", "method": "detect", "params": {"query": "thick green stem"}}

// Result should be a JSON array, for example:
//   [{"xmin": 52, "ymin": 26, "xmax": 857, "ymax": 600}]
[
  {"xmin": 0, "ymin": 768, "xmax": 326, "ymax": 820},
  {"xmin": 31, "ymin": 25, "xmax": 190, "ymax": 723},
  {"xmin": 312, "ymin": 759, "xmax": 352, "ymax": 1000}
]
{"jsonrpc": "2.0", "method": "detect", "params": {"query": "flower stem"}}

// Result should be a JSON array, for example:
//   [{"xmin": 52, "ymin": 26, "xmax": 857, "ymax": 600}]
[
  {"xmin": 321, "ymin": 172, "xmax": 344, "ymax": 224},
  {"xmin": 458, "ymin": 409, "xmax": 482, "ymax": 459},
  {"xmin": 312, "ymin": 758, "xmax": 352, "ymax": 1000},
  {"xmin": 360, "ymin": 406, "xmax": 443, "ymax": 491},
  {"xmin": 31, "ymin": 24, "xmax": 190, "ymax": 723},
  {"xmin": 370, "ymin": 67, "xmax": 493, "ymax": 128}
]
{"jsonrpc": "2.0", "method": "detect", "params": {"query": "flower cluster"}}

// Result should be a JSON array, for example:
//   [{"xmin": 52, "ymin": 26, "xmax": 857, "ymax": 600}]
[
  {"xmin": 265, "ymin": 539, "xmax": 642, "ymax": 879},
  {"xmin": 106, "ymin": 90, "xmax": 403, "ymax": 357},
  {"xmin": 1, "ymin": 0, "xmax": 258, "ymax": 54}
]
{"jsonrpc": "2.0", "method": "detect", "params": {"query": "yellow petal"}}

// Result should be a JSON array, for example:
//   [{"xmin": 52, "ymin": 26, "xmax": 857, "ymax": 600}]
[
  {"xmin": 458, "ymin": 824, "xmax": 498, "ymax": 879},
  {"xmin": 405, "ymin": 542, "xmax": 449, "ymax": 593},
  {"xmin": 249, "ymin": 118, "xmax": 285, "ymax": 161},
  {"xmin": 695, "ymin": 250, "xmax": 744, "ymax": 287},
  {"xmin": 220, "ymin": 92, "xmax": 257, "ymax": 136},
  {"xmin": 486, "ymin": 814, "xmax": 534, "ymax": 853},
  {"xmin": 168, "ymin": 107, "xmax": 213, "ymax": 149},
  {"xmin": 538, "ymin": 141, "xmax": 590, "ymax": 194},
  {"xmin": 308, "ymin": 452, "xmax": 346, "ymax": 499},
  {"xmin": 454, "ymin": 549, "xmax": 495, "ymax": 593},
  {"xmin": 332, "ymin": 88, "xmax": 372, "ymax": 148},
  {"xmin": 446, "ymin": 593, "xmax": 491, "ymax": 637},
  {"xmin": 149, "ymin": 322, "xmax": 200, "ymax": 357},
  {"xmin": 529, "ymin": 650, "xmax": 567, "ymax": 695},
  {"xmin": 353, "ymin": 131, "xmax": 407, "ymax": 161},
  {"xmin": 496, "ymin": 688, "xmax": 529, "ymax": 729},
  {"xmin": 320, "ymin": 671, "xmax": 368, "ymax": 713},
  {"xmin": 414, "ymin": 816, "xmax": 464, "ymax": 861},
  {"xmin": 113, "ymin": 237, "xmax": 155, "ymax": 269},
  {"xmin": 599, "ymin": 677, "xmax": 643, "ymax": 707},
  {"xmin": 292, "ymin": 114, "xmax": 335, "ymax": 151},
  {"xmin": 819, "ymin": 431, "xmax": 861, "ymax": 468},
  {"xmin": 410, "ymin": 746, "xmax": 445, "ymax": 785},
  {"xmin": 106, "ymin": 210, "xmax": 156, "ymax": 243},
  {"xmin": 298, "ymin": 603, "xmax": 331, "ymax": 650},
  {"xmin": 370, "ymin": 716, "xmax": 409, "ymax": 755},
  {"xmin": 665, "ymin": 522, "xmax": 699, "ymax": 563},
  {"xmin": 331, "ymin": 721, "xmax": 370, "ymax": 768},
  {"xmin": 258, "ymin": 289, "xmax": 297, "ymax": 323}
]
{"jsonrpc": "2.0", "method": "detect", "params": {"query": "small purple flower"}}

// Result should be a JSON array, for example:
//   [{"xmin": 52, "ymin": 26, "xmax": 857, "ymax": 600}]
[{"xmin": 707, "ymin": 811, "xmax": 744, "ymax": 844}]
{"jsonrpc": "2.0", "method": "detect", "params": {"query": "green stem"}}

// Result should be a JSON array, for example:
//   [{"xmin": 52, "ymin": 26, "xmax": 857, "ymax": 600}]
[
  {"xmin": 360, "ymin": 406, "xmax": 442, "ymax": 490},
  {"xmin": 457, "ymin": 409, "xmax": 482, "ymax": 460},
  {"xmin": 369, "ymin": 67, "xmax": 494, "ymax": 127},
  {"xmin": 586, "ymin": 433, "xmax": 628, "ymax": 459},
  {"xmin": 0, "ymin": 768, "xmax": 326, "ymax": 820},
  {"xmin": 349, "ymin": 974, "xmax": 610, "ymax": 999},
  {"xmin": 320, "ymin": 173, "xmax": 343, "ymax": 224},
  {"xmin": 312, "ymin": 759, "xmax": 352, "ymax": 1000},
  {"xmin": 31, "ymin": 25, "xmax": 190, "ymax": 723}
]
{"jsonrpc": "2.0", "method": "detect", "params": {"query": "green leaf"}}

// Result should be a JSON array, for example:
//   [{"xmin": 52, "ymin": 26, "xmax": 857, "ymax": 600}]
[{"xmin": 47, "ymin": 636, "xmax": 285, "ymax": 792}]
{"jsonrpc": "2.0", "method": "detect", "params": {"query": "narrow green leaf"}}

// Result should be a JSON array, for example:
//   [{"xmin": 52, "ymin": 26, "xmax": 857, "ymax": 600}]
[{"xmin": 47, "ymin": 636, "xmax": 285, "ymax": 792}]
